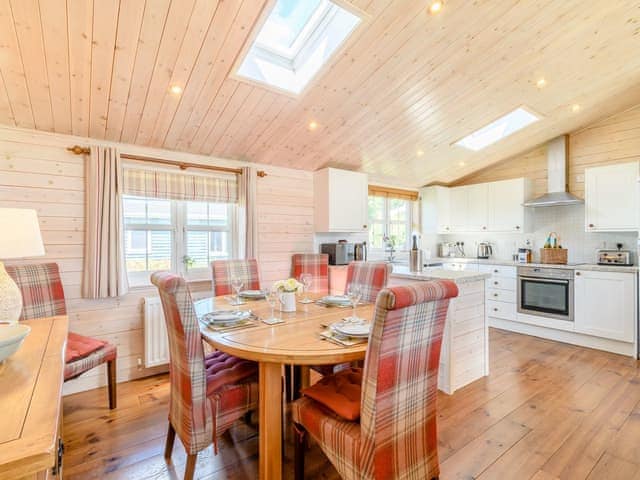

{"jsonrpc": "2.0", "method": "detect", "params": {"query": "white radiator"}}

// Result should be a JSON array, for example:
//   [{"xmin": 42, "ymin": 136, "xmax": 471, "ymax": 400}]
[{"xmin": 144, "ymin": 297, "xmax": 169, "ymax": 367}]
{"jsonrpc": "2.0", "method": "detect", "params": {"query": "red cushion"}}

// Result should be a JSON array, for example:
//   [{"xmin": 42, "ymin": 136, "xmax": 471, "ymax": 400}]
[
  {"xmin": 65, "ymin": 332, "xmax": 107, "ymax": 363},
  {"xmin": 205, "ymin": 350, "xmax": 258, "ymax": 395},
  {"xmin": 302, "ymin": 367, "xmax": 363, "ymax": 421}
]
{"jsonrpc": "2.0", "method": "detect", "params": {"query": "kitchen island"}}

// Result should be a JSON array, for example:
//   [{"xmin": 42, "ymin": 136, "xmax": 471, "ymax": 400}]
[{"xmin": 389, "ymin": 266, "xmax": 490, "ymax": 394}]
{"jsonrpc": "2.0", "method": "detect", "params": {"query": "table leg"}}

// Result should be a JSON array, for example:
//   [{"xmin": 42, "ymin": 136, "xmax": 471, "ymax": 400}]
[{"xmin": 259, "ymin": 362, "xmax": 283, "ymax": 480}]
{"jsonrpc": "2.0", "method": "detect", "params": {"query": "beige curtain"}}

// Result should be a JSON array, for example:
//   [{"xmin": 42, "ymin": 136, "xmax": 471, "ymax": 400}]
[
  {"xmin": 83, "ymin": 146, "xmax": 129, "ymax": 298},
  {"xmin": 238, "ymin": 166, "xmax": 258, "ymax": 259}
]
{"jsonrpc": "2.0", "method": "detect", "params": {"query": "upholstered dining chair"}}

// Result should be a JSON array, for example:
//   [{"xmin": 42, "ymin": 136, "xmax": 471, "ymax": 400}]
[
  {"xmin": 151, "ymin": 271, "xmax": 258, "ymax": 480},
  {"xmin": 344, "ymin": 261, "xmax": 392, "ymax": 302},
  {"xmin": 211, "ymin": 259, "xmax": 261, "ymax": 296},
  {"xmin": 6, "ymin": 262, "xmax": 117, "ymax": 409},
  {"xmin": 292, "ymin": 280, "xmax": 459, "ymax": 480},
  {"xmin": 291, "ymin": 253, "xmax": 329, "ymax": 295}
]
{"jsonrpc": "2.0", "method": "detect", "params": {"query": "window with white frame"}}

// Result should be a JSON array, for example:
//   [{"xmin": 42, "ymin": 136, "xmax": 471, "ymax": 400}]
[
  {"xmin": 368, "ymin": 196, "xmax": 413, "ymax": 252},
  {"xmin": 123, "ymin": 196, "xmax": 236, "ymax": 286}
]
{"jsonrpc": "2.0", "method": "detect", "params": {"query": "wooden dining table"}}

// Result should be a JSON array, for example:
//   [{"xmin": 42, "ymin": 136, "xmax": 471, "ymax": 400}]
[{"xmin": 195, "ymin": 295, "xmax": 373, "ymax": 480}]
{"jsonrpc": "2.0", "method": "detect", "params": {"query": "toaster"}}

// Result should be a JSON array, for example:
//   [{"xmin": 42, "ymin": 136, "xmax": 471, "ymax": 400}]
[{"xmin": 596, "ymin": 249, "xmax": 633, "ymax": 266}]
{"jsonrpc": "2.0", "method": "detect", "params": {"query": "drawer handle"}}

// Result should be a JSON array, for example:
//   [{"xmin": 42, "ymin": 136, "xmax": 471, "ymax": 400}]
[
  {"xmin": 493, "ymin": 308, "xmax": 498, "ymax": 312},
  {"xmin": 493, "ymin": 269, "xmax": 499, "ymax": 273},
  {"xmin": 493, "ymin": 293, "xmax": 498, "ymax": 297},
  {"xmin": 588, "ymin": 223, "xmax": 594, "ymax": 228},
  {"xmin": 516, "ymin": 225, "xmax": 521, "ymax": 230},
  {"xmin": 576, "ymin": 271, "xmax": 581, "ymax": 276},
  {"xmin": 493, "ymin": 281, "xmax": 499, "ymax": 285}
]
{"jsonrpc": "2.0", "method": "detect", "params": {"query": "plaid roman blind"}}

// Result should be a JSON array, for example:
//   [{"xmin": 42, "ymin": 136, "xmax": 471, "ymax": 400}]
[{"xmin": 122, "ymin": 167, "xmax": 239, "ymax": 203}]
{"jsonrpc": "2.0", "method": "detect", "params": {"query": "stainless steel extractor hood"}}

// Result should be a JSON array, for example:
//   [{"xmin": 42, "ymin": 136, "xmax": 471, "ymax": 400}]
[{"xmin": 523, "ymin": 135, "xmax": 584, "ymax": 207}]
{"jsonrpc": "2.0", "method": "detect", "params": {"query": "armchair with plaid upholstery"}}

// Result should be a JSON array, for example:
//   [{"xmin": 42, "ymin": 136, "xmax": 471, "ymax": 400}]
[
  {"xmin": 151, "ymin": 271, "xmax": 258, "ymax": 480},
  {"xmin": 6, "ymin": 262, "xmax": 118, "ymax": 409},
  {"xmin": 211, "ymin": 259, "xmax": 261, "ymax": 296},
  {"xmin": 292, "ymin": 280, "xmax": 459, "ymax": 480}
]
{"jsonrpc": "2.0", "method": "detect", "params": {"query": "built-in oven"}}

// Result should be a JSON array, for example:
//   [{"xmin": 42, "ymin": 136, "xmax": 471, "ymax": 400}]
[{"xmin": 517, "ymin": 266, "xmax": 574, "ymax": 322}]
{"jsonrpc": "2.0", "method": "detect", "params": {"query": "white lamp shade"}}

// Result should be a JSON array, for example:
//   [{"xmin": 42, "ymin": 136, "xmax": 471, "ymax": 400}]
[{"xmin": 0, "ymin": 208, "xmax": 45, "ymax": 259}]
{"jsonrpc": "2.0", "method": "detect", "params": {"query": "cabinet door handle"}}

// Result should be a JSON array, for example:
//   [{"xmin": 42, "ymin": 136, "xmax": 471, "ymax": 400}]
[
  {"xmin": 493, "ymin": 293, "xmax": 498, "ymax": 297},
  {"xmin": 576, "ymin": 271, "xmax": 581, "ymax": 276},
  {"xmin": 363, "ymin": 225, "xmax": 367, "ymax": 229},
  {"xmin": 493, "ymin": 269, "xmax": 499, "ymax": 273},
  {"xmin": 482, "ymin": 226, "xmax": 487, "ymax": 230},
  {"xmin": 493, "ymin": 308, "xmax": 498, "ymax": 312},
  {"xmin": 515, "ymin": 225, "xmax": 521, "ymax": 230},
  {"xmin": 493, "ymin": 281, "xmax": 499, "ymax": 285},
  {"xmin": 588, "ymin": 223, "xmax": 594, "ymax": 228}
]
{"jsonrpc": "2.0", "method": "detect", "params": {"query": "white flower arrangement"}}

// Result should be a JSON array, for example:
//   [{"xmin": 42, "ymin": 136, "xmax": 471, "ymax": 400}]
[{"xmin": 273, "ymin": 278, "xmax": 303, "ymax": 293}]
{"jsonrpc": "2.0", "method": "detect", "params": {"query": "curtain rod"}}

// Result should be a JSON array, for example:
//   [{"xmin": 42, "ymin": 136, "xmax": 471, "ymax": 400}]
[{"xmin": 66, "ymin": 145, "xmax": 267, "ymax": 177}]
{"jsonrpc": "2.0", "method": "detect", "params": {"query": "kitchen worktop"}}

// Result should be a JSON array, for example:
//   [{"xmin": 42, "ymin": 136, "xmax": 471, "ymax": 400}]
[
  {"xmin": 390, "ymin": 265, "xmax": 491, "ymax": 284},
  {"xmin": 432, "ymin": 257, "xmax": 639, "ymax": 273}
]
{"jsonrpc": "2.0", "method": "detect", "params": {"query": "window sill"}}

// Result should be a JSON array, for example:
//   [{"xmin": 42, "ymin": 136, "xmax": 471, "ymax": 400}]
[{"xmin": 128, "ymin": 278, "xmax": 212, "ymax": 292}]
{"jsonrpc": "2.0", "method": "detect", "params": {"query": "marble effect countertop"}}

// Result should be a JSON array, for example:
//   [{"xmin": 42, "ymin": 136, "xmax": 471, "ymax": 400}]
[
  {"xmin": 431, "ymin": 257, "xmax": 639, "ymax": 273},
  {"xmin": 390, "ymin": 265, "xmax": 491, "ymax": 284}
]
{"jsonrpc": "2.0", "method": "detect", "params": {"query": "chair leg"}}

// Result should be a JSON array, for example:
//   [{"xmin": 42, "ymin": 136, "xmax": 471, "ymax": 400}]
[
  {"xmin": 294, "ymin": 423, "xmax": 306, "ymax": 480},
  {"xmin": 184, "ymin": 453, "xmax": 197, "ymax": 480},
  {"xmin": 107, "ymin": 359, "xmax": 117, "ymax": 409},
  {"xmin": 164, "ymin": 423, "xmax": 176, "ymax": 460}
]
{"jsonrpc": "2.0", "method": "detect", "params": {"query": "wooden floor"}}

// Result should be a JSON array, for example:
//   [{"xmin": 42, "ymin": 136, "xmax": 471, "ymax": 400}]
[{"xmin": 63, "ymin": 328, "xmax": 640, "ymax": 480}]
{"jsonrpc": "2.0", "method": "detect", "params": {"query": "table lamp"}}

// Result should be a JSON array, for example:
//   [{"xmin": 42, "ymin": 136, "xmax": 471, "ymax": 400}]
[{"xmin": 0, "ymin": 208, "xmax": 45, "ymax": 324}]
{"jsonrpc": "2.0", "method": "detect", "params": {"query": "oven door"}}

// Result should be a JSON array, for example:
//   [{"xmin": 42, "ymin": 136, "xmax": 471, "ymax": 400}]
[{"xmin": 518, "ymin": 276, "xmax": 574, "ymax": 321}]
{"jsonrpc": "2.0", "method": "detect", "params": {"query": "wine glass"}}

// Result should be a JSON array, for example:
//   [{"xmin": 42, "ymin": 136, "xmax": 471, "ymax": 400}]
[
  {"xmin": 299, "ymin": 273, "xmax": 313, "ymax": 304},
  {"xmin": 346, "ymin": 283, "xmax": 362, "ymax": 323},
  {"xmin": 265, "ymin": 288, "xmax": 279, "ymax": 322},
  {"xmin": 230, "ymin": 277, "xmax": 244, "ymax": 306}
]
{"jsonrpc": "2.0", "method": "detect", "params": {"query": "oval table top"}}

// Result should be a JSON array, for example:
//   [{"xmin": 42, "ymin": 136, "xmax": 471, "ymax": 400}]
[{"xmin": 195, "ymin": 295, "xmax": 372, "ymax": 365}]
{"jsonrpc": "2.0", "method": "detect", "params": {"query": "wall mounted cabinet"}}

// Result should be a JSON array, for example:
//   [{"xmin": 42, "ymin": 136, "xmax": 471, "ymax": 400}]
[
  {"xmin": 584, "ymin": 161, "xmax": 639, "ymax": 232},
  {"xmin": 422, "ymin": 178, "xmax": 532, "ymax": 234},
  {"xmin": 314, "ymin": 168, "xmax": 368, "ymax": 232}
]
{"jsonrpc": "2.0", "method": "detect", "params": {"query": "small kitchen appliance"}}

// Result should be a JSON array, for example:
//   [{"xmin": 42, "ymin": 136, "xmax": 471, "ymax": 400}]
[
  {"xmin": 321, "ymin": 242, "xmax": 366, "ymax": 265},
  {"xmin": 517, "ymin": 248, "xmax": 532, "ymax": 263},
  {"xmin": 438, "ymin": 242, "xmax": 455, "ymax": 258},
  {"xmin": 597, "ymin": 244, "xmax": 633, "ymax": 266},
  {"xmin": 477, "ymin": 242, "xmax": 493, "ymax": 259},
  {"xmin": 518, "ymin": 266, "xmax": 574, "ymax": 322}
]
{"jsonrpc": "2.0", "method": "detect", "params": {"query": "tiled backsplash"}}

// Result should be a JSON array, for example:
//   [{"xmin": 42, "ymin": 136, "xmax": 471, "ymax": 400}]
[{"xmin": 434, "ymin": 204, "xmax": 638, "ymax": 264}]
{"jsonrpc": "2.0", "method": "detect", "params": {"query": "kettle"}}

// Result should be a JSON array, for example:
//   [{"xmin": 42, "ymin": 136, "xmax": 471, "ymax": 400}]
[{"xmin": 477, "ymin": 242, "xmax": 493, "ymax": 259}]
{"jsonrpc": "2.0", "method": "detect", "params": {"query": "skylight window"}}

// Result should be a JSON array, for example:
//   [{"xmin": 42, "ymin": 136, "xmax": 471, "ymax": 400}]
[
  {"xmin": 236, "ymin": 0, "xmax": 361, "ymax": 95},
  {"xmin": 455, "ymin": 107, "xmax": 541, "ymax": 151}
]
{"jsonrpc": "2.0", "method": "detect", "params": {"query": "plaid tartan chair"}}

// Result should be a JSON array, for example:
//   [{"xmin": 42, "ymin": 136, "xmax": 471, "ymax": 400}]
[
  {"xmin": 6, "ymin": 263, "xmax": 117, "ymax": 409},
  {"xmin": 344, "ymin": 261, "xmax": 392, "ymax": 302},
  {"xmin": 211, "ymin": 259, "xmax": 261, "ymax": 296},
  {"xmin": 291, "ymin": 253, "xmax": 329, "ymax": 294},
  {"xmin": 293, "ymin": 280, "xmax": 459, "ymax": 480},
  {"xmin": 151, "ymin": 271, "xmax": 258, "ymax": 480}
]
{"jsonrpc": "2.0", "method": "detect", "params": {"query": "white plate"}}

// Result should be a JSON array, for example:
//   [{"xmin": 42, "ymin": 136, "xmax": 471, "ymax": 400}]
[
  {"xmin": 204, "ymin": 310, "xmax": 251, "ymax": 324},
  {"xmin": 331, "ymin": 321, "xmax": 371, "ymax": 338},
  {"xmin": 239, "ymin": 290, "xmax": 265, "ymax": 298},
  {"xmin": 322, "ymin": 295, "xmax": 351, "ymax": 305},
  {"xmin": 0, "ymin": 324, "xmax": 31, "ymax": 362}
]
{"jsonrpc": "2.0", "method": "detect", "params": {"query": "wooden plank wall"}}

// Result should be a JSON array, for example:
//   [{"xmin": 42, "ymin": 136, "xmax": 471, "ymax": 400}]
[
  {"xmin": 0, "ymin": 126, "xmax": 313, "ymax": 394},
  {"xmin": 451, "ymin": 104, "xmax": 640, "ymax": 198}
]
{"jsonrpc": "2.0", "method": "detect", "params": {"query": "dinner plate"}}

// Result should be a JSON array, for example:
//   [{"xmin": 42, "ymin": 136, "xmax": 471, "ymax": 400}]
[
  {"xmin": 203, "ymin": 310, "xmax": 251, "ymax": 325},
  {"xmin": 331, "ymin": 321, "xmax": 371, "ymax": 338},
  {"xmin": 239, "ymin": 290, "xmax": 265, "ymax": 298},
  {"xmin": 322, "ymin": 295, "xmax": 351, "ymax": 305}
]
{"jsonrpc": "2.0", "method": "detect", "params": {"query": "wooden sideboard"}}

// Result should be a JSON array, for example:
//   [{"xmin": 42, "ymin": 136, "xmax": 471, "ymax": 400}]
[{"xmin": 0, "ymin": 316, "xmax": 68, "ymax": 480}]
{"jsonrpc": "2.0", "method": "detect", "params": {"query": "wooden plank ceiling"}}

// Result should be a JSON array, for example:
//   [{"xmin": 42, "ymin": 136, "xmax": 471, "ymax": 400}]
[{"xmin": 1, "ymin": 0, "xmax": 640, "ymax": 187}]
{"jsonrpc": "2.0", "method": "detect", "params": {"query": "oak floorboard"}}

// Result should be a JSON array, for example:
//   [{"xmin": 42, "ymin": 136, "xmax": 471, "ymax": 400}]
[{"xmin": 62, "ymin": 328, "xmax": 640, "ymax": 480}]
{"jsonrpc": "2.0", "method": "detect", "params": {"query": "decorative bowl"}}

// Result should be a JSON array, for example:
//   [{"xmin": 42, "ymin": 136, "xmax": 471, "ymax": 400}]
[{"xmin": 0, "ymin": 324, "xmax": 31, "ymax": 362}]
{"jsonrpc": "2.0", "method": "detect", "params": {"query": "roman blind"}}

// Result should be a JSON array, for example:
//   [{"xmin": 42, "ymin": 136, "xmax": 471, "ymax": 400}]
[
  {"xmin": 368, "ymin": 185, "xmax": 419, "ymax": 201},
  {"xmin": 122, "ymin": 167, "xmax": 239, "ymax": 203}
]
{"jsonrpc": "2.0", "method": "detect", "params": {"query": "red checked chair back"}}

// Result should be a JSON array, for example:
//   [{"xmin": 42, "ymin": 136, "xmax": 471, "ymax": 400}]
[
  {"xmin": 151, "ymin": 271, "xmax": 258, "ymax": 457},
  {"xmin": 6, "ymin": 262, "xmax": 118, "ymax": 408},
  {"xmin": 211, "ymin": 259, "xmax": 261, "ymax": 296},
  {"xmin": 5, "ymin": 263, "xmax": 67, "ymax": 320},
  {"xmin": 344, "ymin": 261, "xmax": 392, "ymax": 303},
  {"xmin": 291, "ymin": 253, "xmax": 329, "ymax": 295},
  {"xmin": 292, "ymin": 280, "xmax": 458, "ymax": 480}
]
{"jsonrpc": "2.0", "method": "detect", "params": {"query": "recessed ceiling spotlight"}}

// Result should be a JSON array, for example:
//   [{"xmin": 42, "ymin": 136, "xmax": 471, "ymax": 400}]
[
  {"xmin": 536, "ymin": 78, "xmax": 547, "ymax": 89},
  {"xmin": 429, "ymin": 1, "xmax": 443, "ymax": 15},
  {"xmin": 571, "ymin": 103, "xmax": 581, "ymax": 113},
  {"xmin": 169, "ymin": 85, "xmax": 183, "ymax": 95},
  {"xmin": 308, "ymin": 120, "xmax": 318, "ymax": 131},
  {"xmin": 417, "ymin": 149, "xmax": 424, "ymax": 157}
]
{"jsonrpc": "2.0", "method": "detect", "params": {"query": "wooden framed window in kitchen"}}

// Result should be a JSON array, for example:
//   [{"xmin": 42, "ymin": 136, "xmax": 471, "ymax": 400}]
[{"xmin": 368, "ymin": 186, "xmax": 418, "ymax": 252}]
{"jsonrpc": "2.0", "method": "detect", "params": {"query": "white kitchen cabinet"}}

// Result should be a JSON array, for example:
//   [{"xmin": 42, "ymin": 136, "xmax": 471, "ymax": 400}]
[
  {"xmin": 574, "ymin": 269, "xmax": 636, "ymax": 343},
  {"xmin": 466, "ymin": 183, "xmax": 488, "ymax": 232},
  {"xmin": 487, "ymin": 178, "xmax": 532, "ymax": 232},
  {"xmin": 421, "ymin": 186, "xmax": 451, "ymax": 234},
  {"xmin": 585, "ymin": 162, "xmax": 639, "ymax": 232},
  {"xmin": 449, "ymin": 186, "xmax": 470, "ymax": 232},
  {"xmin": 314, "ymin": 168, "xmax": 368, "ymax": 232}
]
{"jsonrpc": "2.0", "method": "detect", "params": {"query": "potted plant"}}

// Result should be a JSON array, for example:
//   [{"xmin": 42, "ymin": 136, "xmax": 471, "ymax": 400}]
[{"xmin": 273, "ymin": 278, "xmax": 303, "ymax": 312}]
